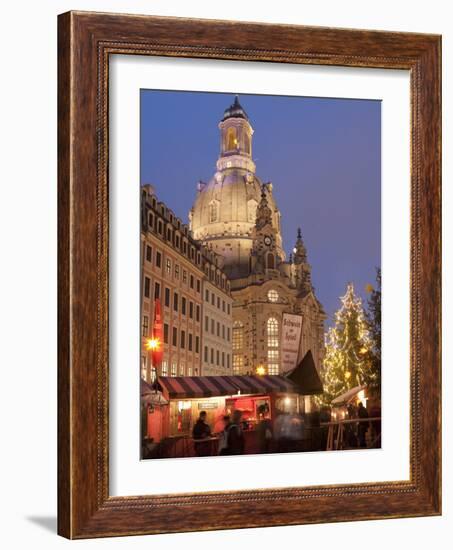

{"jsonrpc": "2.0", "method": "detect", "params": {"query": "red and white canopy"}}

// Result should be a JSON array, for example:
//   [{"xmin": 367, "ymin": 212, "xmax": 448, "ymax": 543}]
[{"xmin": 157, "ymin": 375, "xmax": 299, "ymax": 401}]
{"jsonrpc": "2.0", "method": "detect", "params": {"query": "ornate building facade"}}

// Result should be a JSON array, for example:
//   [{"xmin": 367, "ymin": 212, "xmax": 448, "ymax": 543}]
[
  {"xmin": 200, "ymin": 246, "xmax": 233, "ymax": 376},
  {"xmin": 190, "ymin": 97, "xmax": 326, "ymax": 376},
  {"xmin": 141, "ymin": 185, "xmax": 232, "ymax": 381}
]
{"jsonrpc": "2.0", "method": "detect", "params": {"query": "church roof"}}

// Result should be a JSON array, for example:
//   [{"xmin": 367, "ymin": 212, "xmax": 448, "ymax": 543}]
[{"xmin": 221, "ymin": 95, "xmax": 249, "ymax": 122}]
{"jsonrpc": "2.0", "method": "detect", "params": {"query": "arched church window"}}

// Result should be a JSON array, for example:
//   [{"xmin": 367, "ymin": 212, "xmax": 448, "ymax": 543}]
[
  {"xmin": 267, "ymin": 253, "xmax": 275, "ymax": 269},
  {"xmin": 226, "ymin": 127, "xmax": 237, "ymax": 151},
  {"xmin": 232, "ymin": 355, "xmax": 244, "ymax": 375},
  {"xmin": 267, "ymin": 317, "xmax": 279, "ymax": 375},
  {"xmin": 209, "ymin": 200, "xmax": 219, "ymax": 223},
  {"xmin": 267, "ymin": 289, "xmax": 279, "ymax": 303},
  {"xmin": 267, "ymin": 318, "xmax": 279, "ymax": 347},
  {"xmin": 232, "ymin": 321, "xmax": 244, "ymax": 351},
  {"xmin": 244, "ymin": 132, "xmax": 251, "ymax": 154}
]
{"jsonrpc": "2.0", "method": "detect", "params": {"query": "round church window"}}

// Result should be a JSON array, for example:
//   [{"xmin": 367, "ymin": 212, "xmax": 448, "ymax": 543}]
[{"xmin": 267, "ymin": 289, "xmax": 279, "ymax": 303}]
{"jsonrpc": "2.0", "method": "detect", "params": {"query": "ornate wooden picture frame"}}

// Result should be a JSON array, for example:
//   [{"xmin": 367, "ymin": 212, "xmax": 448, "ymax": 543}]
[{"xmin": 58, "ymin": 11, "xmax": 441, "ymax": 539}]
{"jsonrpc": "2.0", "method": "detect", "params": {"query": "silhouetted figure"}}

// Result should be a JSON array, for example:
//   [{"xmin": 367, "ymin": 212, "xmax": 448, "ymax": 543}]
[
  {"xmin": 192, "ymin": 411, "xmax": 212, "ymax": 456},
  {"xmin": 345, "ymin": 403, "xmax": 358, "ymax": 447},
  {"xmin": 256, "ymin": 405, "xmax": 273, "ymax": 453},
  {"xmin": 218, "ymin": 411, "xmax": 245, "ymax": 455},
  {"xmin": 274, "ymin": 413, "xmax": 304, "ymax": 453},
  {"xmin": 357, "ymin": 402, "xmax": 369, "ymax": 448},
  {"xmin": 369, "ymin": 404, "xmax": 382, "ymax": 447}
]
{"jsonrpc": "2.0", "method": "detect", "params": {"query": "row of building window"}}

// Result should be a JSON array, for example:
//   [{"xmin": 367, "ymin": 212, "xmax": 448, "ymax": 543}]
[
  {"xmin": 204, "ymin": 316, "xmax": 231, "ymax": 341},
  {"xmin": 161, "ymin": 360, "xmax": 197, "ymax": 377},
  {"xmin": 144, "ymin": 316, "xmax": 281, "ymax": 374},
  {"xmin": 231, "ymin": 353, "xmax": 279, "ymax": 375},
  {"xmin": 143, "ymin": 315, "xmax": 280, "ymax": 376},
  {"xmin": 141, "ymin": 358, "xmax": 197, "ymax": 379},
  {"xmin": 204, "ymin": 262, "xmax": 229, "ymax": 291},
  {"xmin": 145, "ymin": 245, "xmax": 202, "ymax": 292},
  {"xmin": 162, "ymin": 324, "xmax": 200, "ymax": 353},
  {"xmin": 205, "ymin": 288, "xmax": 231, "ymax": 314},
  {"xmin": 165, "ymin": 290, "xmax": 200, "ymax": 321},
  {"xmin": 144, "ymin": 277, "xmax": 201, "ymax": 321},
  {"xmin": 204, "ymin": 346, "xmax": 231, "ymax": 369},
  {"xmin": 232, "ymin": 317, "xmax": 280, "ymax": 375},
  {"xmin": 147, "ymin": 210, "xmax": 202, "ymax": 266}
]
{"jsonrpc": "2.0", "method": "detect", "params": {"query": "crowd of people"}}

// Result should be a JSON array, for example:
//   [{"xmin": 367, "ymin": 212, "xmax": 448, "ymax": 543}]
[
  {"xmin": 192, "ymin": 406, "xmax": 313, "ymax": 456},
  {"xmin": 192, "ymin": 401, "xmax": 381, "ymax": 456}
]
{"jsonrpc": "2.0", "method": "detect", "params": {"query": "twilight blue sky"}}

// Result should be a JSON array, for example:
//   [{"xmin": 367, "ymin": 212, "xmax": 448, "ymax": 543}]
[{"xmin": 140, "ymin": 90, "xmax": 381, "ymax": 323}]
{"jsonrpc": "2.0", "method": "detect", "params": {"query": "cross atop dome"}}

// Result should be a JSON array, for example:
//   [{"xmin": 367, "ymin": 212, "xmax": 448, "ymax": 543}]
[{"xmin": 221, "ymin": 95, "xmax": 249, "ymax": 122}]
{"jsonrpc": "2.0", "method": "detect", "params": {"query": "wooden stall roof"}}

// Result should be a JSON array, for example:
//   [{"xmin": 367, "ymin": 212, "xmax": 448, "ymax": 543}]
[{"xmin": 157, "ymin": 374, "xmax": 301, "ymax": 401}]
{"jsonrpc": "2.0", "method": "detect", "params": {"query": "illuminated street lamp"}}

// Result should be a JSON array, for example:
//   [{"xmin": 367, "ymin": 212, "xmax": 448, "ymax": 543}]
[
  {"xmin": 145, "ymin": 337, "xmax": 161, "ymax": 388},
  {"xmin": 256, "ymin": 365, "xmax": 266, "ymax": 376},
  {"xmin": 146, "ymin": 337, "xmax": 160, "ymax": 352}
]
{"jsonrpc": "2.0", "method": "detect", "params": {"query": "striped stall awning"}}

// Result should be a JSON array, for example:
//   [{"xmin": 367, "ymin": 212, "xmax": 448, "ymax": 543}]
[{"xmin": 157, "ymin": 375, "xmax": 300, "ymax": 401}]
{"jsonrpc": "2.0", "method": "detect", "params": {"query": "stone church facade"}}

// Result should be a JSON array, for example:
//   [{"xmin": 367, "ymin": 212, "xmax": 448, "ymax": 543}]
[{"xmin": 190, "ymin": 96, "xmax": 325, "ymax": 376}]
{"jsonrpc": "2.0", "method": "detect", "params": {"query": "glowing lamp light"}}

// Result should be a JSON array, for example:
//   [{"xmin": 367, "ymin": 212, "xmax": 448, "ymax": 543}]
[
  {"xmin": 146, "ymin": 338, "xmax": 160, "ymax": 351},
  {"xmin": 293, "ymin": 247, "xmax": 297, "ymax": 254},
  {"xmin": 345, "ymin": 371, "xmax": 351, "ymax": 379},
  {"xmin": 284, "ymin": 397, "xmax": 291, "ymax": 406},
  {"xmin": 256, "ymin": 365, "xmax": 266, "ymax": 376},
  {"xmin": 357, "ymin": 389, "xmax": 368, "ymax": 408}
]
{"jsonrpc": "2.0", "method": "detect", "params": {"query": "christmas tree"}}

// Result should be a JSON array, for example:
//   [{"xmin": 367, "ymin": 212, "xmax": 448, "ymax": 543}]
[
  {"xmin": 318, "ymin": 282, "xmax": 374, "ymax": 406},
  {"xmin": 364, "ymin": 268, "xmax": 382, "ymax": 395}
]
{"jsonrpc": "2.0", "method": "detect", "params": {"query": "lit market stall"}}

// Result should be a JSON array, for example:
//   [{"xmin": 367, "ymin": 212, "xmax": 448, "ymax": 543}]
[
  {"xmin": 142, "ymin": 351, "xmax": 324, "ymax": 457},
  {"xmin": 158, "ymin": 373, "xmax": 302, "ymax": 438}
]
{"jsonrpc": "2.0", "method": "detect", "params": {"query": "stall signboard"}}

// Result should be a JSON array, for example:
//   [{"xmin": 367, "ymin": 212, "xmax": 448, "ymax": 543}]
[
  {"xmin": 197, "ymin": 402, "xmax": 219, "ymax": 409},
  {"xmin": 281, "ymin": 313, "xmax": 303, "ymax": 374}
]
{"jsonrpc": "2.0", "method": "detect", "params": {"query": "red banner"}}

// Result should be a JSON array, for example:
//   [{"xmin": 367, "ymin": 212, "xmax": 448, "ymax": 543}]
[{"xmin": 151, "ymin": 298, "xmax": 163, "ymax": 367}]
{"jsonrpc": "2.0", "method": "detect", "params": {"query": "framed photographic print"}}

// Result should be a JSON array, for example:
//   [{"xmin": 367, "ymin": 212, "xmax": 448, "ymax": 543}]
[{"xmin": 58, "ymin": 11, "xmax": 441, "ymax": 538}]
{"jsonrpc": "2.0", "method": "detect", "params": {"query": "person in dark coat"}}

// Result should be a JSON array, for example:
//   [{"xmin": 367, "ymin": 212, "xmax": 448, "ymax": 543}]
[
  {"xmin": 192, "ymin": 411, "xmax": 212, "ymax": 456},
  {"xmin": 345, "ymin": 403, "xmax": 358, "ymax": 448},
  {"xmin": 256, "ymin": 404, "xmax": 273, "ymax": 453},
  {"xmin": 357, "ymin": 402, "xmax": 370, "ymax": 447},
  {"xmin": 218, "ymin": 411, "xmax": 245, "ymax": 455}
]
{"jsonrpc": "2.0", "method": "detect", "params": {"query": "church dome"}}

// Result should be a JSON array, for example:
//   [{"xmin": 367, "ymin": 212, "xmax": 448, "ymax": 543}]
[
  {"xmin": 190, "ymin": 169, "xmax": 269, "ymax": 241},
  {"xmin": 189, "ymin": 96, "xmax": 284, "ymax": 277}
]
